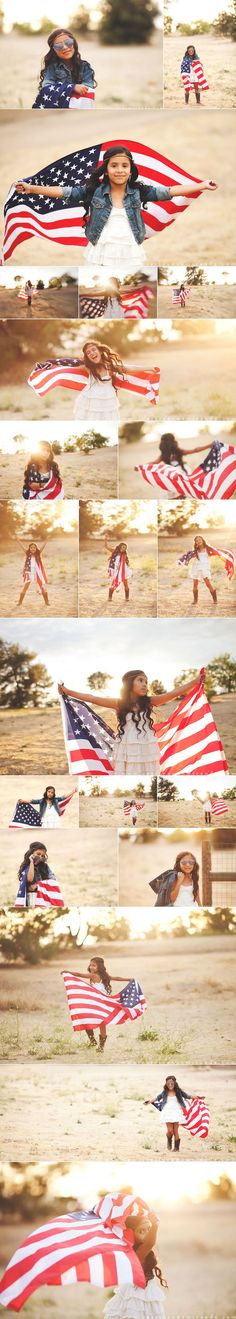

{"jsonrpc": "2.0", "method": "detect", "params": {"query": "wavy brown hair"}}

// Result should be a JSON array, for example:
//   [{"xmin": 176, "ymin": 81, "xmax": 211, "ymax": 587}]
[
  {"xmin": 193, "ymin": 536, "xmax": 211, "ymax": 559},
  {"xmin": 117, "ymin": 669, "xmax": 154, "ymax": 740},
  {"xmin": 37, "ymin": 28, "xmax": 95, "ymax": 93},
  {"xmin": 174, "ymin": 851, "xmax": 199, "ymax": 901},
  {"xmin": 88, "ymin": 957, "xmax": 112, "ymax": 994},
  {"xmin": 82, "ymin": 340, "xmax": 125, "ymax": 383}
]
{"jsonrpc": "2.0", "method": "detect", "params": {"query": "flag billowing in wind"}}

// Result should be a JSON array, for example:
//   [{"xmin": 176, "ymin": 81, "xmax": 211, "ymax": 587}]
[
  {"xmin": 155, "ymin": 671, "xmax": 228, "ymax": 776},
  {"xmin": 123, "ymin": 800, "xmax": 144, "ymax": 816},
  {"xmin": 181, "ymin": 1096, "xmax": 210, "ymax": 1138},
  {"xmin": 15, "ymin": 866, "xmax": 64, "ymax": 908},
  {"xmin": 3, "ymin": 137, "xmax": 203, "ymax": 261},
  {"xmin": 60, "ymin": 691, "xmax": 115, "ymax": 775},
  {"xmin": 80, "ymin": 285, "xmax": 154, "ymax": 320},
  {"xmin": 62, "ymin": 972, "xmax": 147, "ymax": 1031},
  {"xmin": 135, "ymin": 445, "xmax": 236, "ymax": 501},
  {"xmin": 210, "ymin": 798, "xmax": 228, "ymax": 816},
  {"xmin": 18, "ymin": 287, "xmax": 37, "ymax": 300},
  {"xmin": 10, "ymin": 792, "xmax": 75, "ymax": 829},
  {"xmin": 177, "ymin": 546, "xmax": 234, "ymax": 578},
  {"xmin": 0, "ymin": 1192, "xmax": 147, "ymax": 1311},
  {"xmin": 28, "ymin": 360, "xmax": 160, "ymax": 405},
  {"xmin": 181, "ymin": 58, "xmax": 209, "ymax": 92},
  {"xmin": 172, "ymin": 287, "xmax": 189, "ymax": 306}
]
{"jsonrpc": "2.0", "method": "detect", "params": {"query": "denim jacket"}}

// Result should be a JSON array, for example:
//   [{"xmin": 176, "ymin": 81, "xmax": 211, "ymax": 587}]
[
  {"xmin": 152, "ymin": 1088, "xmax": 191, "ymax": 1111},
  {"xmin": 149, "ymin": 868, "xmax": 177, "ymax": 906},
  {"xmin": 31, "ymin": 796, "xmax": 61, "ymax": 819},
  {"xmin": 62, "ymin": 178, "xmax": 171, "ymax": 246},
  {"xmin": 42, "ymin": 57, "xmax": 95, "ymax": 89}
]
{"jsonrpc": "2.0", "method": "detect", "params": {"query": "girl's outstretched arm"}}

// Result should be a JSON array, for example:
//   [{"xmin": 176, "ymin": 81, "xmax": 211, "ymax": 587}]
[
  {"xmin": 170, "ymin": 179, "xmax": 218, "ymax": 197},
  {"xmin": 151, "ymin": 673, "xmax": 203, "ymax": 706},
  {"xmin": 182, "ymin": 441, "xmax": 214, "ymax": 454},
  {"xmin": 135, "ymin": 1210, "xmax": 159, "ymax": 1264},
  {"xmin": 58, "ymin": 682, "xmax": 118, "ymax": 711},
  {"xmin": 15, "ymin": 181, "xmax": 64, "ymax": 199}
]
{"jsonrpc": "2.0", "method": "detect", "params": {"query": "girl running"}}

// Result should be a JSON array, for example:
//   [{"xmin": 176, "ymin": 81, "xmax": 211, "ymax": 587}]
[
  {"xmin": 22, "ymin": 441, "xmax": 63, "ymax": 500},
  {"xmin": 33, "ymin": 28, "xmax": 96, "ymax": 109},
  {"xmin": 15, "ymin": 146, "xmax": 217, "ymax": 271},
  {"xmin": 149, "ymin": 851, "xmax": 201, "ymax": 906},
  {"xmin": 104, "ymin": 1206, "xmax": 167, "ymax": 1319},
  {"xmin": 145, "ymin": 1074, "xmax": 192, "ymax": 1152},
  {"xmin": 14, "ymin": 537, "xmax": 49, "ymax": 607},
  {"xmin": 58, "ymin": 669, "xmax": 200, "ymax": 775},
  {"xmin": 105, "ymin": 535, "xmax": 132, "ymax": 603},
  {"xmin": 71, "ymin": 956, "xmax": 129, "ymax": 1053}
]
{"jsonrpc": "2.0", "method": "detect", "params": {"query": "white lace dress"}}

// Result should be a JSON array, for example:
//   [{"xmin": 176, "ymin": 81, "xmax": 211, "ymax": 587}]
[
  {"xmin": 173, "ymin": 884, "xmax": 198, "ymax": 907},
  {"xmin": 159, "ymin": 1093, "xmax": 189, "ymax": 1124},
  {"xmin": 41, "ymin": 803, "xmax": 61, "ymax": 829},
  {"xmin": 74, "ymin": 372, "xmax": 119, "ymax": 421},
  {"xmin": 104, "ymin": 295, "xmax": 124, "ymax": 319},
  {"xmin": 104, "ymin": 1279, "xmax": 166, "ymax": 1319},
  {"xmin": 113, "ymin": 713, "xmax": 159, "ymax": 775},
  {"xmin": 189, "ymin": 551, "xmax": 211, "ymax": 581},
  {"xmin": 85, "ymin": 207, "xmax": 147, "ymax": 271}
]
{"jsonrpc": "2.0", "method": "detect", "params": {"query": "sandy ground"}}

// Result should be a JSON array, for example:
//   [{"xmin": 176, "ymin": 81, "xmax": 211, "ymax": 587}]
[
  {"xmin": 118, "ymin": 829, "xmax": 203, "ymax": 906},
  {"xmin": 158, "ymin": 531, "xmax": 236, "ymax": 617},
  {"xmin": 158, "ymin": 796, "xmax": 236, "ymax": 829},
  {"xmin": 1, "ymin": 333, "xmax": 235, "ymax": 421},
  {"xmin": 0, "ymin": 446, "xmax": 118, "ymax": 500},
  {"xmin": 158, "ymin": 284, "xmax": 236, "ymax": 319},
  {"xmin": 0, "ymin": 109, "xmax": 235, "ymax": 265},
  {"xmin": 79, "ymin": 535, "xmax": 157, "ymax": 617},
  {"xmin": 0, "ymin": 1061, "xmax": 235, "ymax": 1162},
  {"xmin": 0, "ymin": 774, "xmax": 79, "ymax": 829},
  {"xmin": 1, "ymin": 1201, "xmax": 235, "ymax": 1319},
  {"xmin": 0, "ymin": 827, "xmax": 118, "ymax": 908},
  {"xmin": 0, "ymin": 33, "xmax": 162, "ymax": 111},
  {"xmin": 79, "ymin": 794, "xmax": 158, "ymax": 829},
  {"xmin": 164, "ymin": 34, "xmax": 236, "ymax": 110},
  {"xmin": 0, "ymin": 936, "xmax": 235, "ymax": 1067},
  {"xmin": 0, "ymin": 285, "xmax": 78, "ymax": 319},
  {"xmin": 0, "ymin": 692, "xmax": 235, "ymax": 775},
  {"xmin": 0, "ymin": 533, "xmax": 78, "ymax": 617},
  {"xmin": 118, "ymin": 430, "xmax": 235, "ymax": 500}
]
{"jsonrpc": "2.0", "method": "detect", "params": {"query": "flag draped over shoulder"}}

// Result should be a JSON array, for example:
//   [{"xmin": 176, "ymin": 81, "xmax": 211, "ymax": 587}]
[
  {"xmin": 3, "ymin": 137, "xmax": 203, "ymax": 261},
  {"xmin": 155, "ymin": 671, "xmax": 228, "ymax": 776},
  {"xmin": 211, "ymin": 797, "xmax": 228, "ymax": 816},
  {"xmin": 181, "ymin": 1096, "xmax": 210, "ymax": 1138},
  {"xmin": 24, "ymin": 470, "xmax": 64, "ymax": 501},
  {"xmin": 28, "ymin": 360, "xmax": 160, "ymax": 405},
  {"xmin": 172, "ymin": 287, "xmax": 189, "ymax": 306},
  {"xmin": 60, "ymin": 691, "xmax": 115, "ymax": 775},
  {"xmin": 62, "ymin": 973, "xmax": 147, "ymax": 1031},
  {"xmin": 0, "ymin": 1192, "xmax": 147, "ymax": 1311},
  {"xmin": 10, "ymin": 792, "xmax": 75, "ymax": 829},
  {"xmin": 177, "ymin": 546, "xmax": 234, "ymax": 578},
  {"xmin": 108, "ymin": 553, "xmax": 132, "ymax": 593},
  {"xmin": 15, "ymin": 865, "xmax": 64, "ymax": 908},
  {"xmin": 135, "ymin": 446, "xmax": 236, "ymax": 501},
  {"xmin": 181, "ymin": 58, "xmax": 209, "ymax": 93}
]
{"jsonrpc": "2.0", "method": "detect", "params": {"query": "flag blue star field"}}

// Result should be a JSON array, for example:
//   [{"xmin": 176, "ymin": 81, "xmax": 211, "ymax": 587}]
[
  {"xmin": 60, "ymin": 691, "xmax": 115, "ymax": 774},
  {"xmin": 10, "ymin": 802, "xmax": 41, "ymax": 828},
  {"xmin": 3, "ymin": 138, "xmax": 203, "ymax": 261}
]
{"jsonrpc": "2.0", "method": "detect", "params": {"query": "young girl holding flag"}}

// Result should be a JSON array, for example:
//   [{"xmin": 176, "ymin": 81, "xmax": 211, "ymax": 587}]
[
  {"xmin": 33, "ymin": 27, "xmax": 96, "ymax": 110},
  {"xmin": 71, "ymin": 956, "xmax": 130, "ymax": 1053},
  {"xmin": 177, "ymin": 533, "xmax": 234, "ymax": 608},
  {"xmin": 15, "ymin": 537, "xmax": 49, "ymax": 608},
  {"xmin": 104, "ymin": 1207, "xmax": 167, "ymax": 1319},
  {"xmin": 58, "ymin": 669, "xmax": 199, "ymax": 775}
]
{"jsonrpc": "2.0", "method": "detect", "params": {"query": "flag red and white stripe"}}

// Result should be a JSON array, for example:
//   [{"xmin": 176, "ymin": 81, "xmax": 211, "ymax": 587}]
[
  {"xmin": 210, "ymin": 797, "xmax": 228, "ymax": 815},
  {"xmin": 18, "ymin": 287, "xmax": 37, "ymax": 300},
  {"xmin": 15, "ymin": 871, "xmax": 64, "ymax": 908},
  {"xmin": 181, "ymin": 61, "xmax": 209, "ymax": 92},
  {"xmin": 108, "ymin": 554, "xmax": 132, "ymax": 593},
  {"xmin": 155, "ymin": 672, "xmax": 228, "ymax": 776},
  {"xmin": 121, "ymin": 285, "xmax": 154, "ymax": 318},
  {"xmin": 28, "ymin": 360, "xmax": 160, "ymax": 404},
  {"xmin": 135, "ymin": 447, "xmax": 236, "ymax": 501},
  {"xmin": 23, "ymin": 556, "xmax": 47, "ymax": 588},
  {"xmin": 69, "ymin": 89, "xmax": 95, "ymax": 107},
  {"xmin": 26, "ymin": 470, "xmax": 63, "ymax": 500},
  {"xmin": 62, "ymin": 972, "xmax": 147, "ymax": 1031},
  {"xmin": 123, "ymin": 801, "xmax": 144, "ymax": 815},
  {"xmin": 172, "ymin": 287, "xmax": 190, "ymax": 305},
  {"xmin": 182, "ymin": 1096, "xmax": 210, "ymax": 1138}
]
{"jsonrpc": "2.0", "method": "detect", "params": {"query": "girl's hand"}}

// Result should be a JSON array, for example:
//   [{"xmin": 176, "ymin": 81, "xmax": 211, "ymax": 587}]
[
  {"xmin": 203, "ymin": 180, "xmax": 218, "ymax": 190},
  {"xmin": 58, "ymin": 683, "xmax": 65, "ymax": 694},
  {"xmin": 74, "ymin": 83, "xmax": 90, "ymax": 95},
  {"xmin": 15, "ymin": 181, "xmax": 30, "ymax": 193}
]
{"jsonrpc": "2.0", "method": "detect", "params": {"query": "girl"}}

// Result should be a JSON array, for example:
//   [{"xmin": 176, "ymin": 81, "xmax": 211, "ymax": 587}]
[
  {"xmin": 17, "ymin": 784, "xmax": 77, "ymax": 828},
  {"xmin": 104, "ymin": 1207, "xmax": 167, "ymax": 1319},
  {"xmin": 145, "ymin": 1074, "xmax": 192, "ymax": 1152},
  {"xmin": 58, "ymin": 669, "xmax": 201, "ymax": 775},
  {"xmin": 181, "ymin": 45, "xmax": 207, "ymax": 106},
  {"xmin": 14, "ymin": 537, "xmax": 49, "ymax": 608},
  {"xmin": 22, "ymin": 441, "xmax": 63, "ymax": 500},
  {"xmin": 33, "ymin": 28, "xmax": 96, "ymax": 110},
  {"xmin": 16, "ymin": 841, "xmax": 63, "ymax": 908},
  {"xmin": 103, "ymin": 277, "xmax": 125, "ymax": 319},
  {"xmin": 73, "ymin": 341, "xmax": 125, "ymax": 422},
  {"xmin": 149, "ymin": 851, "xmax": 201, "ymax": 906},
  {"xmin": 179, "ymin": 534, "xmax": 218, "ymax": 606},
  {"xmin": 158, "ymin": 433, "xmax": 222, "ymax": 474},
  {"xmin": 25, "ymin": 279, "xmax": 33, "ymax": 307},
  {"xmin": 105, "ymin": 535, "xmax": 132, "ymax": 603},
  {"xmin": 15, "ymin": 145, "xmax": 217, "ymax": 271},
  {"xmin": 71, "ymin": 956, "xmax": 128, "ymax": 1053}
]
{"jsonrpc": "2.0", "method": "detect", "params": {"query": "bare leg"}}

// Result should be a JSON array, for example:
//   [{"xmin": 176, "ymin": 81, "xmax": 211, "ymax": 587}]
[
  {"xmin": 41, "ymin": 587, "xmax": 49, "ymax": 606},
  {"xmin": 166, "ymin": 1122, "xmax": 174, "ymax": 1149},
  {"xmin": 193, "ymin": 579, "xmax": 198, "ymax": 605},
  {"xmin": 204, "ymin": 576, "xmax": 217, "ymax": 603},
  {"xmin": 17, "ymin": 582, "xmax": 30, "ymax": 605}
]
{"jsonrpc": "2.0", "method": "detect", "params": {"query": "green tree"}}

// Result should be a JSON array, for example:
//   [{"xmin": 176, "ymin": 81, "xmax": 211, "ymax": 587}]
[
  {"xmin": 158, "ymin": 776, "xmax": 178, "ymax": 800},
  {"xmin": 99, "ymin": 0, "xmax": 159, "ymax": 44},
  {"xmin": 149, "ymin": 678, "xmax": 165, "ymax": 695},
  {"xmin": 69, "ymin": 7, "xmax": 91, "ymax": 34},
  {"xmin": 213, "ymin": 3, "xmax": 236, "ymax": 39},
  {"xmin": 77, "ymin": 430, "xmax": 109, "ymax": 452},
  {"xmin": 150, "ymin": 775, "xmax": 157, "ymax": 800},
  {"xmin": 87, "ymin": 671, "xmax": 112, "ymax": 690},
  {"xmin": 186, "ymin": 267, "xmax": 205, "ymax": 285},
  {"xmin": 207, "ymin": 654, "xmax": 236, "ymax": 694},
  {"xmin": 0, "ymin": 640, "xmax": 52, "ymax": 708}
]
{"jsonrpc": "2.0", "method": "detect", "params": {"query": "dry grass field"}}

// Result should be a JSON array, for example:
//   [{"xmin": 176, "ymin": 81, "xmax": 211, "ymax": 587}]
[
  {"xmin": 164, "ymin": 34, "xmax": 236, "ymax": 110},
  {"xmin": 79, "ymin": 536, "xmax": 157, "ymax": 616},
  {"xmin": 0, "ymin": 774, "xmax": 79, "ymax": 829},
  {"xmin": 118, "ymin": 829, "xmax": 203, "ymax": 906},
  {"xmin": 1, "ymin": 1200, "xmax": 235, "ymax": 1319},
  {"xmin": 0, "ymin": 827, "xmax": 118, "ymax": 907},
  {"xmin": 0, "ymin": 109, "xmax": 235, "ymax": 265},
  {"xmin": 158, "ymin": 284, "xmax": 236, "ymax": 319},
  {"xmin": 0, "ymin": 446, "xmax": 118, "ymax": 500},
  {"xmin": 118, "ymin": 429, "xmax": 234, "ymax": 500},
  {"xmin": 158, "ymin": 530, "xmax": 236, "ymax": 617},
  {"xmin": 0, "ymin": 286, "xmax": 78, "ymax": 319},
  {"xmin": 0, "ymin": 692, "xmax": 235, "ymax": 775},
  {"xmin": 0, "ymin": 33, "xmax": 162, "ymax": 111},
  {"xmin": 158, "ymin": 796, "xmax": 236, "ymax": 829},
  {"xmin": 79, "ymin": 794, "xmax": 158, "ymax": 828},
  {"xmin": 1, "ymin": 1061, "xmax": 235, "ymax": 1162},
  {"xmin": 0, "ymin": 936, "xmax": 235, "ymax": 1068},
  {"xmin": 0, "ymin": 534, "xmax": 78, "ymax": 617}
]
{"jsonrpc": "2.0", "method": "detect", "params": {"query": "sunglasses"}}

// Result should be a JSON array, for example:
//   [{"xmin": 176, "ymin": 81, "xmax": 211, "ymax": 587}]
[{"xmin": 53, "ymin": 39, "xmax": 74, "ymax": 49}]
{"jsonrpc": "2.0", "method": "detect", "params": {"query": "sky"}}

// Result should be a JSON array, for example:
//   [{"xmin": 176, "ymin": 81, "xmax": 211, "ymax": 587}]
[
  {"xmin": 159, "ymin": 773, "xmax": 236, "ymax": 800},
  {"xmin": 56, "ymin": 903, "xmax": 220, "ymax": 939},
  {"xmin": 3, "ymin": 0, "xmax": 162, "ymax": 28},
  {"xmin": 121, "ymin": 419, "xmax": 234, "ymax": 447},
  {"xmin": 3, "ymin": 1158, "xmax": 235, "ymax": 1205},
  {"xmin": 161, "ymin": 267, "xmax": 236, "ymax": 287},
  {"xmin": 8, "ymin": 499, "xmax": 78, "ymax": 535},
  {"xmin": 0, "ymin": 268, "xmax": 76, "ymax": 290},
  {"xmin": 0, "ymin": 421, "xmax": 117, "ymax": 453},
  {"xmin": 80, "ymin": 775, "xmax": 153, "ymax": 795},
  {"xmin": 169, "ymin": 0, "xmax": 232, "ymax": 24},
  {"xmin": 87, "ymin": 499, "xmax": 157, "ymax": 534},
  {"xmin": 1, "ymin": 616, "xmax": 236, "ymax": 691},
  {"xmin": 79, "ymin": 267, "xmax": 157, "ymax": 291},
  {"xmin": 159, "ymin": 500, "xmax": 236, "ymax": 529}
]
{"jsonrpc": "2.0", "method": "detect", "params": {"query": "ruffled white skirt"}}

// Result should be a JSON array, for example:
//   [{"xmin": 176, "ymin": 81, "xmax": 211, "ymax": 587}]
[
  {"xmin": 104, "ymin": 1280, "xmax": 166, "ymax": 1319},
  {"xmin": 85, "ymin": 208, "xmax": 147, "ymax": 272},
  {"xmin": 74, "ymin": 374, "xmax": 119, "ymax": 421},
  {"xmin": 113, "ymin": 713, "xmax": 159, "ymax": 775}
]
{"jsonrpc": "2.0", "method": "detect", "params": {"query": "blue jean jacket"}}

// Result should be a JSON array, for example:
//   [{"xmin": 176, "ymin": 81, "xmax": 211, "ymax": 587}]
[
  {"xmin": 62, "ymin": 178, "xmax": 171, "ymax": 246},
  {"xmin": 42, "ymin": 58, "xmax": 94, "ymax": 89}
]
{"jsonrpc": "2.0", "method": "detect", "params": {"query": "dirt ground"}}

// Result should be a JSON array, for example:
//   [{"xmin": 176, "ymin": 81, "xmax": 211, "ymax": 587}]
[
  {"xmin": 79, "ymin": 535, "xmax": 157, "ymax": 617},
  {"xmin": 158, "ymin": 530, "xmax": 236, "ymax": 617},
  {"xmin": 79, "ymin": 794, "xmax": 158, "ymax": 829},
  {"xmin": 158, "ymin": 283, "xmax": 236, "ymax": 319},
  {"xmin": 0, "ymin": 109, "xmax": 235, "ymax": 266},
  {"xmin": 0, "ymin": 827, "xmax": 118, "ymax": 908},
  {"xmin": 0, "ymin": 446, "xmax": 118, "ymax": 500},
  {"xmin": 118, "ymin": 430, "xmax": 235, "ymax": 500},
  {"xmin": 0, "ymin": 1200, "xmax": 235, "ymax": 1319},
  {"xmin": 164, "ymin": 34, "xmax": 236, "ymax": 110},
  {"xmin": 0, "ymin": 533, "xmax": 78, "ymax": 617},
  {"xmin": 0, "ymin": 936, "xmax": 235, "ymax": 1066},
  {"xmin": 0, "ymin": 1061, "xmax": 235, "ymax": 1162},
  {"xmin": 0, "ymin": 774, "xmax": 79, "ymax": 829},
  {"xmin": 1, "ymin": 334, "xmax": 235, "ymax": 421},
  {"xmin": 0, "ymin": 33, "xmax": 162, "ymax": 111},
  {"xmin": 0, "ymin": 285, "xmax": 78, "ymax": 319},
  {"xmin": 0, "ymin": 692, "xmax": 235, "ymax": 775},
  {"xmin": 1, "ymin": 1199, "xmax": 236, "ymax": 1319},
  {"xmin": 158, "ymin": 795, "xmax": 236, "ymax": 830}
]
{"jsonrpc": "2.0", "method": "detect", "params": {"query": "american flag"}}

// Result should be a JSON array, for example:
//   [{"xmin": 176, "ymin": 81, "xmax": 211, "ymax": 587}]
[
  {"xmin": 123, "ymin": 800, "xmax": 144, "ymax": 816},
  {"xmin": 155, "ymin": 671, "xmax": 228, "ymax": 776},
  {"xmin": 62, "ymin": 972, "xmax": 147, "ymax": 1031},
  {"xmin": 28, "ymin": 359, "xmax": 160, "ymax": 405},
  {"xmin": 15, "ymin": 865, "xmax": 64, "ymax": 908},
  {"xmin": 108, "ymin": 554, "xmax": 132, "ymax": 593},
  {"xmin": 24, "ymin": 470, "xmax": 64, "ymax": 501},
  {"xmin": 135, "ymin": 445, "xmax": 236, "ymax": 501},
  {"xmin": 181, "ymin": 58, "xmax": 209, "ymax": 92},
  {"xmin": 181, "ymin": 1096, "xmax": 210, "ymax": 1138},
  {"xmin": 18, "ymin": 286, "xmax": 37, "ymax": 300},
  {"xmin": 0, "ymin": 1193, "xmax": 146, "ymax": 1311},
  {"xmin": 3, "ymin": 137, "xmax": 202, "ymax": 262},
  {"xmin": 10, "ymin": 792, "xmax": 75, "ymax": 829},
  {"xmin": 23, "ymin": 553, "xmax": 47, "ymax": 589},
  {"xmin": 172, "ymin": 287, "xmax": 189, "ymax": 306},
  {"xmin": 210, "ymin": 797, "xmax": 228, "ymax": 815},
  {"xmin": 80, "ymin": 285, "xmax": 154, "ymax": 320},
  {"xmin": 33, "ymin": 82, "xmax": 95, "ymax": 110},
  {"xmin": 177, "ymin": 546, "xmax": 234, "ymax": 578},
  {"xmin": 60, "ymin": 691, "xmax": 115, "ymax": 775}
]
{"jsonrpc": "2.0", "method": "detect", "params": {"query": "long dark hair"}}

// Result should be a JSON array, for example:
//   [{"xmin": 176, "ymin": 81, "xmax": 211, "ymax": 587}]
[
  {"xmin": 143, "ymin": 1250, "xmax": 167, "ymax": 1289},
  {"xmin": 109, "ymin": 542, "xmax": 129, "ymax": 569},
  {"xmin": 23, "ymin": 447, "xmax": 60, "ymax": 486},
  {"xmin": 161, "ymin": 1074, "xmax": 189, "ymax": 1108},
  {"xmin": 18, "ymin": 842, "xmax": 48, "ymax": 881},
  {"xmin": 185, "ymin": 44, "xmax": 198, "ymax": 59},
  {"xmin": 88, "ymin": 957, "xmax": 112, "ymax": 994},
  {"xmin": 83, "ymin": 341, "xmax": 125, "ymax": 383},
  {"xmin": 37, "ymin": 27, "xmax": 95, "ymax": 93},
  {"xmin": 174, "ymin": 851, "xmax": 199, "ymax": 901},
  {"xmin": 24, "ymin": 543, "xmax": 44, "ymax": 569},
  {"xmin": 40, "ymin": 786, "xmax": 56, "ymax": 809},
  {"xmin": 159, "ymin": 433, "xmax": 187, "ymax": 472},
  {"xmin": 193, "ymin": 535, "xmax": 211, "ymax": 559},
  {"xmin": 117, "ymin": 669, "xmax": 153, "ymax": 740},
  {"xmin": 82, "ymin": 145, "xmax": 150, "ymax": 227}
]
